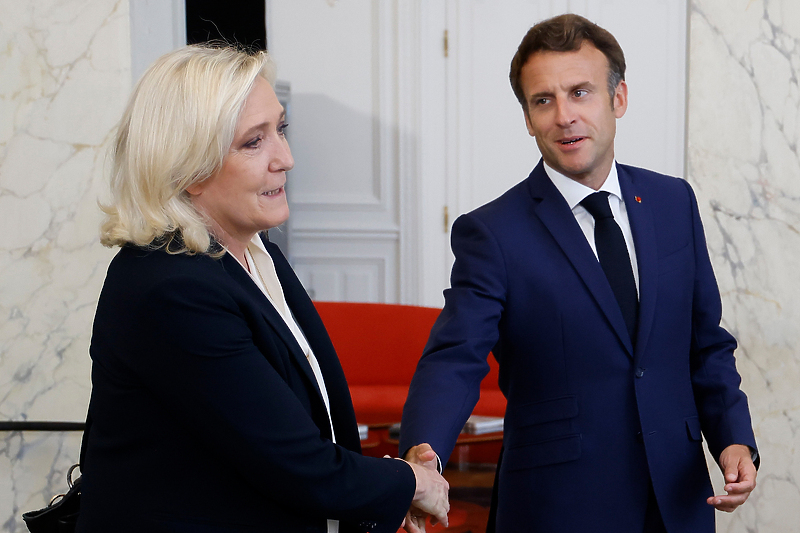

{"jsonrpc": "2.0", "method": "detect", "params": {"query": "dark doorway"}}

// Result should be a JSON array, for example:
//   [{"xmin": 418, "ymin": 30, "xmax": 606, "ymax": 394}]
[{"xmin": 185, "ymin": 0, "xmax": 266, "ymax": 50}]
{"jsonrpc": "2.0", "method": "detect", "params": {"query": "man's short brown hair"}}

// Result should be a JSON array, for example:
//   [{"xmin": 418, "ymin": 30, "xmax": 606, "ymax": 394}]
[{"xmin": 510, "ymin": 14, "xmax": 626, "ymax": 108}]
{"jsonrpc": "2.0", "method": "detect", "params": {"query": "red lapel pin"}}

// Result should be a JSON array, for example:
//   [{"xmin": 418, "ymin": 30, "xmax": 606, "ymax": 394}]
[{"xmin": 635, "ymin": 196, "xmax": 642, "ymax": 203}]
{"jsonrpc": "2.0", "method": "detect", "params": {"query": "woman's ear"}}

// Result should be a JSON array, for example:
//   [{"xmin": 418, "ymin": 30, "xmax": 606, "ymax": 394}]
[{"xmin": 185, "ymin": 177, "xmax": 210, "ymax": 196}]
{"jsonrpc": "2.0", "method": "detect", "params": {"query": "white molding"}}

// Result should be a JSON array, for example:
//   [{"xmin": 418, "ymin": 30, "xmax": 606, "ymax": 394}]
[
  {"xmin": 275, "ymin": 0, "xmax": 403, "ymax": 303},
  {"xmin": 376, "ymin": 0, "xmax": 395, "ymax": 220},
  {"xmin": 416, "ymin": 0, "xmax": 450, "ymax": 308},
  {"xmin": 293, "ymin": 256, "xmax": 389, "ymax": 267},
  {"xmin": 453, "ymin": 0, "xmax": 474, "ymax": 219},
  {"xmin": 265, "ymin": 0, "xmax": 274, "ymax": 50},
  {"xmin": 290, "ymin": 192, "xmax": 384, "ymax": 209},
  {"xmin": 292, "ymin": 229, "xmax": 399, "ymax": 240},
  {"xmin": 291, "ymin": 240, "xmax": 397, "ymax": 303},
  {"xmin": 397, "ymin": 0, "xmax": 423, "ymax": 305},
  {"xmin": 293, "ymin": 256, "xmax": 388, "ymax": 303},
  {"xmin": 289, "ymin": 2, "xmax": 394, "ymax": 214},
  {"xmin": 172, "ymin": 0, "xmax": 186, "ymax": 46}
]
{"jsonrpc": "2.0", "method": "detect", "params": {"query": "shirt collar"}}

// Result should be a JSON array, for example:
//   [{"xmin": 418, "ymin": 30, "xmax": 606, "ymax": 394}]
[
  {"xmin": 248, "ymin": 232, "xmax": 270, "ymax": 257},
  {"xmin": 543, "ymin": 161, "xmax": 621, "ymax": 210},
  {"xmin": 221, "ymin": 233, "xmax": 271, "ymax": 271}
]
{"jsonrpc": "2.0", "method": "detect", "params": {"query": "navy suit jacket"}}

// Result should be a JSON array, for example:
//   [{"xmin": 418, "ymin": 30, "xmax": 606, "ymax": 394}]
[
  {"xmin": 78, "ymin": 236, "xmax": 415, "ymax": 533},
  {"xmin": 400, "ymin": 161, "xmax": 757, "ymax": 532}
]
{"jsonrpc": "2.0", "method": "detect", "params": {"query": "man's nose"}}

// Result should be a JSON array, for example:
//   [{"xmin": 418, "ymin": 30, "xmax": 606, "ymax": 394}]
[{"xmin": 554, "ymin": 98, "xmax": 577, "ymax": 126}]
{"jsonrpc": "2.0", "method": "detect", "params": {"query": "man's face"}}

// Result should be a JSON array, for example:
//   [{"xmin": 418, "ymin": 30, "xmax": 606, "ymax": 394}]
[{"xmin": 521, "ymin": 42, "xmax": 627, "ymax": 190}]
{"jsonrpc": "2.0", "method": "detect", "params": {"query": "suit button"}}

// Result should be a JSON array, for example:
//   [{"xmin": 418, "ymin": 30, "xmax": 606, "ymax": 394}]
[{"xmin": 635, "ymin": 367, "xmax": 645, "ymax": 378}]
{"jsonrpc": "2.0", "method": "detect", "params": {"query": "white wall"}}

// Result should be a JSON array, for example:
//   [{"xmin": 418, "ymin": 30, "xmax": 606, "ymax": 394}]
[
  {"xmin": 419, "ymin": 0, "xmax": 688, "ymax": 307},
  {"xmin": 268, "ymin": 0, "xmax": 407, "ymax": 303},
  {"xmin": 268, "ymin": 0, "xmax": 688, "ymax": 306}
]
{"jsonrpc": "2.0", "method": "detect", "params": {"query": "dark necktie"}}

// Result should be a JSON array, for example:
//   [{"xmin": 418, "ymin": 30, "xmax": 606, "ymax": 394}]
[{"xmin": 580, "ymin": 191, "xmax": 638, "ymax": 341}]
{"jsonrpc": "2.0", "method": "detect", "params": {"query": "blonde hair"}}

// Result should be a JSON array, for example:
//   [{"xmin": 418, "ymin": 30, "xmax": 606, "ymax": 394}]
[{"xmin": 100, "ymin": 44, "xmax": 276, "ymax": 254}]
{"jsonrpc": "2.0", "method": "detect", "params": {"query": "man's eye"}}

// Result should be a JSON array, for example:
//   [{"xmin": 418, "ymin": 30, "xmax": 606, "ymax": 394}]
[
  {"xmin": 574, "ymin": 89, "xmax": 588, "ymax": 97},
  {"xmin": 278, "ymin": 122, "xmax": 289, "ymax": 136},
  {"xmin": 536, "ymin": 98, "xmax": 550, "ymax": 105}
]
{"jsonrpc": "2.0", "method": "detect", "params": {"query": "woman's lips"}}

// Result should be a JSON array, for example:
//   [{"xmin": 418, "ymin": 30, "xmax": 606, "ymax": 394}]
[{"xmin": 261, "ymin": 186, "xmax": 284, "ymax": 197}]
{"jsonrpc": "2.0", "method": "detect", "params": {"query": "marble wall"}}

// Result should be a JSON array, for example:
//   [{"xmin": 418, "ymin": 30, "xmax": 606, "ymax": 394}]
[
  {"xmin": 0, "ymin": 0, "xmax": 129, "ymax": 531},
  {"xmin": 688, "ymin": 0, "xmax": 800, "ymax": 531}
]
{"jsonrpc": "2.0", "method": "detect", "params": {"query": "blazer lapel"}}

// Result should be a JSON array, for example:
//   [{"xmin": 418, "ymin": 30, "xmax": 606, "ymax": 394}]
[
  {"xmin": 618, "ymin": 165, "xmax": 658, "ymax": 364},
  {"xmin": 219, "ymin": 251, "xmax": 325, "ymax": 401},
  {"xmin": 527, "ymin": 162, "xmax": 634, "ymax": 356},
  {"xmin": 263, "ymin": 235, "xmax": 362, "ymax": 451}
]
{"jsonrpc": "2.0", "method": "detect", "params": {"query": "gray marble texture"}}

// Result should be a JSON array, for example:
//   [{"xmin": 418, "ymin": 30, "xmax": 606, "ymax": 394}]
[
  {"xmin": 0, "ymin": 0, "xmax": 127, "ymax": 530},
  {"xmin": 688, "ymin": 0, "xmax": 800, "ymax": 531}
]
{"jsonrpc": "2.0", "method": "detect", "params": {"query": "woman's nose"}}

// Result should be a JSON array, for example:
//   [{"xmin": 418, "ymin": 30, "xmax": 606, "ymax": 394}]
[{"xmin": 270, "ymin": 139, "xmax": 294, "ymax": 172}]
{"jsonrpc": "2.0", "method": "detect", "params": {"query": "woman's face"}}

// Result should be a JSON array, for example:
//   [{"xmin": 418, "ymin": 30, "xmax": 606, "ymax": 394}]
[{"xmin": 188, "ymin": 76, "xmax": 293, "ymax": 247}]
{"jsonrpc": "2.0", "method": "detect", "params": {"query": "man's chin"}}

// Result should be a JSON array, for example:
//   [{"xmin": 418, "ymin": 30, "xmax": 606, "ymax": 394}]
[{"xmin": 545, "ymin": 159, "xmax": 589, "ymax": 179}]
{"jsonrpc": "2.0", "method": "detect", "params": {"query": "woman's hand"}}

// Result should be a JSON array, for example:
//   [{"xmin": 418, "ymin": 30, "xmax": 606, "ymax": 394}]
[{"xmin": 400, "ymin": 446, "xmax": 449, "ymax": 533}]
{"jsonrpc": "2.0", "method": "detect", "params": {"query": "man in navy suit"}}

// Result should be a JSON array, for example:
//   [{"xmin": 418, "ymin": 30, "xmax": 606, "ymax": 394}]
[{"xmin": 400, "ymin": 14, "xmax": 758, "ymax": 533}]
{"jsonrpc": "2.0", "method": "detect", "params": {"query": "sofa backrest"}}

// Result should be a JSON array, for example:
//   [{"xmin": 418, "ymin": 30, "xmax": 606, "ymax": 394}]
[
  {"xmin": 313, "ymin": 301, "xmax": 504, "ymax": 419},
  {"xmin": 314, "ymin": 302, "xmax": 440, "ymax": 384}
]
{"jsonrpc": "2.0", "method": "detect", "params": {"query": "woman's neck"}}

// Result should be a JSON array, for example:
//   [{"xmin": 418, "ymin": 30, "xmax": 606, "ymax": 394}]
[{"xmin": 207, "ymin": 221, "xmax": 252, "ymax": 271}]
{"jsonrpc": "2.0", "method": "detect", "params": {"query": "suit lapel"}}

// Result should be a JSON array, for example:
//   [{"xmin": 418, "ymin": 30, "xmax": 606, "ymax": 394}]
[
  {"xmin": 219, "ymin": 251, "xmax": 325, "ymax": 402},
  {"xmin": 618, "ymin": 165, "xmax": 658, "ymax": 364},
  {"xmin": 527, "ymin": 162, "xmax": 634, "ymax": 356},
  {"xmin": 264, "ymin": 235, "xmax": 362, "ymax": 451}
]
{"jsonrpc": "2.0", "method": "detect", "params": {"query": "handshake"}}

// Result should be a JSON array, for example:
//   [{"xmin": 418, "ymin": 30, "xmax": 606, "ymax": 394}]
[{"xmin": 396, "ymin": 443, "xmax": 450, "ymax": 533}]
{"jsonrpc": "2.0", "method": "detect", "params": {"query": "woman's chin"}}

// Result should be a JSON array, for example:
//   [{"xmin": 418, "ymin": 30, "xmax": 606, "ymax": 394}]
[{"xmin": 264, "ymin": 206, "xmax": 290, "ymax": 230}]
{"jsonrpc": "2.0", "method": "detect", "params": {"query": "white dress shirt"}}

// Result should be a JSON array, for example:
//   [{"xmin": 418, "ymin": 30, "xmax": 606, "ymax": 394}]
[
  {"xmin": 230, "ymin": 234, "xmax": 339, "ymax": 533},
  {"xmin": 543, "ymin": 161, "xmax": 640, "ymax": 295}
]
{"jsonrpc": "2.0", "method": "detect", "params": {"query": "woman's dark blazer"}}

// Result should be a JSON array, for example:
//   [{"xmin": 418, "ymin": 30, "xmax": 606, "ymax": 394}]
[{"xmin": 76, "ymin": 235, "xmax": 415, "ymax": 533}]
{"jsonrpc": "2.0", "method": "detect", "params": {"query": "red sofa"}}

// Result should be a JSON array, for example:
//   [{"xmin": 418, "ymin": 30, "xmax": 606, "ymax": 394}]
[{"xmin": 313, "ymin": 301, "xmax": 506, "ymax": 430}]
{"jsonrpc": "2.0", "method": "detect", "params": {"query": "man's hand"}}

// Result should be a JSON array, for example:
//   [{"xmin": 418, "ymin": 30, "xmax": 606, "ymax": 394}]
[
  {"xmin": 404, "ymin": 443, "xmax": 439, "ymax": 471},
  {"xmin": 707, "ymin": 444, "xmax": 757, "ymax": 512},
  {"xmin": 401, "ymin": 444, "xmax": 448, "ymax": 533}
]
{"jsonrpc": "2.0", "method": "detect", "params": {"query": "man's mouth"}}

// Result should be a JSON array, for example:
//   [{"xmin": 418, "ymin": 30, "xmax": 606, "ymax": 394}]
[{"xmin": 560, "ymin": 137, "xmax": 585, "ymax": 145}]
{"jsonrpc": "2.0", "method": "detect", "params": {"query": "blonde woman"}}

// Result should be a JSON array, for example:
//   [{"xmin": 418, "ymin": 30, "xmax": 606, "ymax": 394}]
[{"xmin": 76, "ymin": 45, "xmax": 448, "ymax": 533}]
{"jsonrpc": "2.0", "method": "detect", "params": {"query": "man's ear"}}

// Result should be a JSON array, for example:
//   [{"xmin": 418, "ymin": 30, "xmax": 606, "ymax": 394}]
[{"xmin": 613, "ymin": 80, "xmax": 628, "ymax": 119}]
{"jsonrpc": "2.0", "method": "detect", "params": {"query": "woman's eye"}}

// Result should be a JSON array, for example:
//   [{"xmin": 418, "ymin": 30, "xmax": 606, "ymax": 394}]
[{"xmin": 244, "ymin": 136, "xmax": 262, "ymax": 149}]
